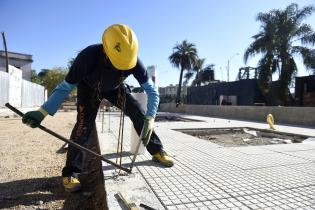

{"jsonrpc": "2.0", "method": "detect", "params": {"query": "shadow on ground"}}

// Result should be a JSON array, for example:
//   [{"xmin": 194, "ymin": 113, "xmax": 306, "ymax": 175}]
[
  {"xmin": 0, "ymin": 126, "xmax": 108, "ymax": 210},
  {"xmin": 0, "ymin": 174, "xmax": 106, "ymax": 210},
  {"xmin": 102, "ymin": 158, "xmax": 169, "ymax": 174},
  {"xmin": 0, "ymin": 176, "xmax": 65, "ymax": 209}
]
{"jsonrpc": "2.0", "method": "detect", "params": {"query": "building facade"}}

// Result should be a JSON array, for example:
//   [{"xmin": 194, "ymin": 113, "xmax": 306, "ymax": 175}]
[
  {"xmin": 186, "ymin": 80, "xmax": 264, "ymax": 106},
  {"xmin": 295, "ymin": 75, "xmax": 315, "ymax": 107},
  {"xmin": 158, "ymin": 85, "xmax": 188, "ymax": 103},
  {"xmin": 0, "ymin": 51, "xmax": 33, "ymax": 81}
]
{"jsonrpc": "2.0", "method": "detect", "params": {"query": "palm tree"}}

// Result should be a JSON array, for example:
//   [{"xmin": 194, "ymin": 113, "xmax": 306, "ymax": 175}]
[
  {"xmin": 190, "ymin": 62, "xmax": 215, "ymax": 86},
  {"xmin": 184, "ymin": 58, "xmax": 216, "ymax": 87},
  {"xmin": 183, "ymin": 71, "xmax": 194, "ymax": 86},
  {"xmin": 183, "ymin": 58, "xmax": 205, "ymax": 86},
  {"xmin": 244, "ymin": 3, "xmax": 315, "ymax": 104},
  {"xmin": 169, "ymin": 40, "xmax": 198, "ymax": 106},
  {"xmin": 187, "ymin": 58, "xmax": 205, "ymax": 86},
  {"xmin": 195, "ymin": 64, "xmax": 216, "ymax": 86}
]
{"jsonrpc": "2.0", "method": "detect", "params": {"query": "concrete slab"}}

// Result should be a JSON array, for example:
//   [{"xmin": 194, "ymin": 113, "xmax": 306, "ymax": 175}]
[
  {"xmin": 235, "ymin": 186, "xmax": 315, "ymax": 209},
  {"xmin": 282, "ymin": 150, "xmax": 315, "ymax": 161},
  {"xmin": 260, "ymin": 143, "xmax": 315, "ymax": 152},
  {"xmin": 285, "ymin": 162, "xmax": 315, "ymax": 176},
  {"xmin": 229, "ymin": 146, "xmax": 277, "ymax": 155},
  {"xmin": 96, "ymin": 116, "xmax": 165, "ymax": 210},
  {"xmin": 96, "ymin": 111, "xmax": 315, "ymax": 210}
]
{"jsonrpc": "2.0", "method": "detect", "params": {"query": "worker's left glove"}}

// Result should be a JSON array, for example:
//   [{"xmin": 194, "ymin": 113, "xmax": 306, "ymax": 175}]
[
  {"xmin": 141, "ymin": 116, "xmax": 154, "ymax": 146},
  {"xmin": 22, "ymin": 108, "xmax": 48, "ymax": 128}
]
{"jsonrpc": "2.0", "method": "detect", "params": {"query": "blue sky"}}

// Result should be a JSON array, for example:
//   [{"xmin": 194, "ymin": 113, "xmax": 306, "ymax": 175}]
[{"xmin": 1, "ymin": 0, "xmax": 315, "ymax": 87}]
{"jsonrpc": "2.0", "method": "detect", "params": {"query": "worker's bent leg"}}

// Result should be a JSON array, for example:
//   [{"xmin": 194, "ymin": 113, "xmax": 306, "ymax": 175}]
[
  {"xmin": 104, "ymin": 86, "xmax": 163, "ymax": 155},
  {"xmin": 63, "ymin": 83, "xmax": 100, "ymax": 177}
]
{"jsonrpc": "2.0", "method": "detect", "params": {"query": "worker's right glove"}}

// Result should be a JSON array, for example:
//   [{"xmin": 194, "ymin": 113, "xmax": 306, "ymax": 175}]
[
  {"xmin": 141, "ymin": 116, "xmax": 154, "ymax": 146},
  {"xmin": 22, "ymin": 108, "xmax": 48, "ymax": 128}
]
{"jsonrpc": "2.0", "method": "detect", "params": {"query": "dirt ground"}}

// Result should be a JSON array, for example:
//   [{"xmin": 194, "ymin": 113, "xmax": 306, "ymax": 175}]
[
  {"xmin": 0, "ymin": 111, "xmax": 107, "ymax": 210},
  {"xmin": 189, "ymin": 129, "xmax": 305, "ymax": 147}
]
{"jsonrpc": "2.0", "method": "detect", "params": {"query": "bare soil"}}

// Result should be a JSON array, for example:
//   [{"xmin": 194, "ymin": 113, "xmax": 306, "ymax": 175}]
[
  {"xmin": 195, "ymin": 132, "xmax": 284, "ymax": 147},
  {"xmin": 187, "ymin": 129, "xmax": 305, "ymax": 147},
  {"xmin": 0, "ymin": 112, "xmax": 107, "ymax": 210}
]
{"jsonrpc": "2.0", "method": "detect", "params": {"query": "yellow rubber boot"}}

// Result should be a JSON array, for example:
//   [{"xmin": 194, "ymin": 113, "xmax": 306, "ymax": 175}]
[
  {"xmin": 152, "ymin": 151, "xmax": 174, "ymax": 167},
  {"xmin": 62, "ymin": 176, "xmax": 81, "ymax": 192}
]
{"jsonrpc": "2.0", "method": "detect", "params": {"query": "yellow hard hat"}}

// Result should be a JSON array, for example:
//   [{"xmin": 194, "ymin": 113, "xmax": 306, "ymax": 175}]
[{"xmin": 102, "ymin": 24, "xmax": 138, "ymax": 70}]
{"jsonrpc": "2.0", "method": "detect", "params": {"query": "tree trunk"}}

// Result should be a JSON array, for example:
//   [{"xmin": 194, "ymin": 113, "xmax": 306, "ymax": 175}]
[
  {"xmin": 176, "ymin": 68, "xmax": 184, "ymax": 107},
  {"xmin": 279, "ymin": 59, "xmax": 291, "ymax": 106}
]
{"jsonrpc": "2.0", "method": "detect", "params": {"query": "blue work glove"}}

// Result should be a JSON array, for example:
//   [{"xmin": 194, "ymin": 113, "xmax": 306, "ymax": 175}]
[
  {"xmin": 141, "ymin": 116, "xmax": 154, "ymax": 146},
  {"xmin": 22, "ymin": 108, "xmax": 48, "ymax": 128}
]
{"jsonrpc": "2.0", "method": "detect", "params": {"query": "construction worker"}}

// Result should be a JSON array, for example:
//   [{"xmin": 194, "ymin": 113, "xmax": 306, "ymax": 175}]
[{"xmin": 22, "ymin": 24, "xmax": 174, "ymax": 192}]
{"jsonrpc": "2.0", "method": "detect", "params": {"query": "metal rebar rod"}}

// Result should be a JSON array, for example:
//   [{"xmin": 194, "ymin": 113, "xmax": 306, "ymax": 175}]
[
  {"xmin": 108, "ymin": 107, "xmax": 111, "ymax": 131},
  {"xmin": 101, "ymin": 108, "xmax": 105, "ymax": 133},
  {"xmin": 5, "ymin": 103, "xmax": 131, "ymax": 173}
]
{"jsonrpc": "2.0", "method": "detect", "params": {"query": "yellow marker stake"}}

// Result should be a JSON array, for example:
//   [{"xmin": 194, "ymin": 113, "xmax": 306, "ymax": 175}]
[{"xmin": 267, "ymin": 114, "xmax": 276, "ymax": 130}]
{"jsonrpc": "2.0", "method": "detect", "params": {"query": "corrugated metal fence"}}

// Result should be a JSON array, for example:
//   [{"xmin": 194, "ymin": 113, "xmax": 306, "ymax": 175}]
[
  {"xmin": 0, "ymin": 71, "xmax": 45, "ymax": 107},
  {"xmin": 0, "ymin": 71, "xmax": 9, "ymax": 106},
  {"xmin": 21, "ymin": 80, "xmax": 45, "ymax": 107}
]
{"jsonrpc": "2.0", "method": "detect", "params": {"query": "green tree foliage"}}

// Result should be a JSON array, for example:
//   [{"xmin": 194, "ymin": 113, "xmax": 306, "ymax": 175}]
[
  {"xmin": 184, "ymin": 58, "xmax": 205, "ymax": 86},
  {"xmin": 244, "ymin": 3, "xmax": 315, "ymax": 104},
  {"xmin": 39, "ymin": 67, "xmax": 68, "ymax": 96},
  {"xmin": 30, "ymin": 56, "xmax": 78, "ymax": 99},
  {"xmin": 30, "ymin": 70, "xmax": 41, "ymax": 84},
  {"xmin": 193, "ymin": 64, "xmax": 216, "ymax": 86},
  {"xmin": 34, "ymin": 57, "xmax": 78, "ymax": 98},
  {"xmin": 169, "ymin": 40, "xmax": 198, "ymax": 106},
  {"xmin": 184, "ymin": 58, "xmax": 215, "ymax": 86}
]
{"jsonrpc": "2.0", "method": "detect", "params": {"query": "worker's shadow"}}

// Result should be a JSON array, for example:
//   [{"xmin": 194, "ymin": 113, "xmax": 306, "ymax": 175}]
[
  {"xmin": 0, "ymin": 176, "xmax": 66, "ymax": 209},
  {"xmin": 102, "ymin": 151, "xmax": 169, "ymax": 172}
]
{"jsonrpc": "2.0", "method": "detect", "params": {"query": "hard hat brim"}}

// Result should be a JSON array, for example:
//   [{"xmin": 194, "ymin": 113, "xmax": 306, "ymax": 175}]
[{"xmin": 106, "ymin": 50, "xmax": 137, "ymax": 70}]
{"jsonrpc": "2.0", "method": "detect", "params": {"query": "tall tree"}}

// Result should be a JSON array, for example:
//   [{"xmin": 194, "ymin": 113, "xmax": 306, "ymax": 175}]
[
  {"xmin": 40, "ymin": 67, "xmax": 68, "ymax": 95},
  {"xmin": 189, "ymin": 60, "xmax": 215, "ymax": 86},
  {"xmin": 193, "ymin": 64, "xmax": 216, "ymax": 86},
  {"xmin": 183, "ymin": 71, "xmax": 194, "ymax": 86},
  {"xmin": 169, "ymin": 40, "xmax": 198, "ymax": 106},
  {"xmin": 244, "ymin": 3, "xmax": 315, "ymax": 104},
  {"xmin": 184, "ymin": 58, "xmax": 205, "ymax": 86},
  {"xmin": 31, "ymin": 70, "xmax": 41, "ymax": 84}
]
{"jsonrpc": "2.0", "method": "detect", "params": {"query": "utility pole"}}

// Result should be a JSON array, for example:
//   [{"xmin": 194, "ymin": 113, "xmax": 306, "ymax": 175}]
[
  {"xmin": 226, "ymin": 53, "xmax": 239, "ymax": 105},
  {"xmin": 227, "ymin": 60, "xmax": 230, "ymax": 82},
  {"xmin": 227, "ymin": 53, "xmax": 239, "ymax": 82},
  {"xmin": 1, "ymin": 32, "xmax": 9, "ymax": 73}
]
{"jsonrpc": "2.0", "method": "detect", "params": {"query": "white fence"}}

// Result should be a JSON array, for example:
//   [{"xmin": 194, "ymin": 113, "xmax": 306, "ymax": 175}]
[
  {"xmin": 0, "ymin": 71, "xmax": 9, "ymax": 107},
  {"xmin": 0, "ymin": 71, "xmax": 46, "ymax": 107},
  {"xmin": 21, "ymin": 80, "xmax": 46, "ymax": 107}
]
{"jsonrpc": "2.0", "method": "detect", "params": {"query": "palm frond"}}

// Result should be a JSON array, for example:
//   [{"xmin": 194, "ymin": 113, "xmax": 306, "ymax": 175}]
[
  {"xmin": 244, "ymin": 35, "xmax": 271, "ymax": 63},
  {"xmin": 294, "ymin": 4, "xmax": 315, "ymax": 23},
  {"xmin": 293, "ymin": 23, "xmax": 313, "ymax": 38},
  {"xmin": 183, "ymin": 71, "xmax": 195, "ymax": 86},
  {"xmin": 292, "ymin": 46, "xmax": 315, "ymax": 72},
  {"xmin": 246, "ymin": 3, "xmax": 315, "ymax": 102},
  {"xmin": 301, "ymin": 32, "xmax": 315, "ymax": 45}
]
